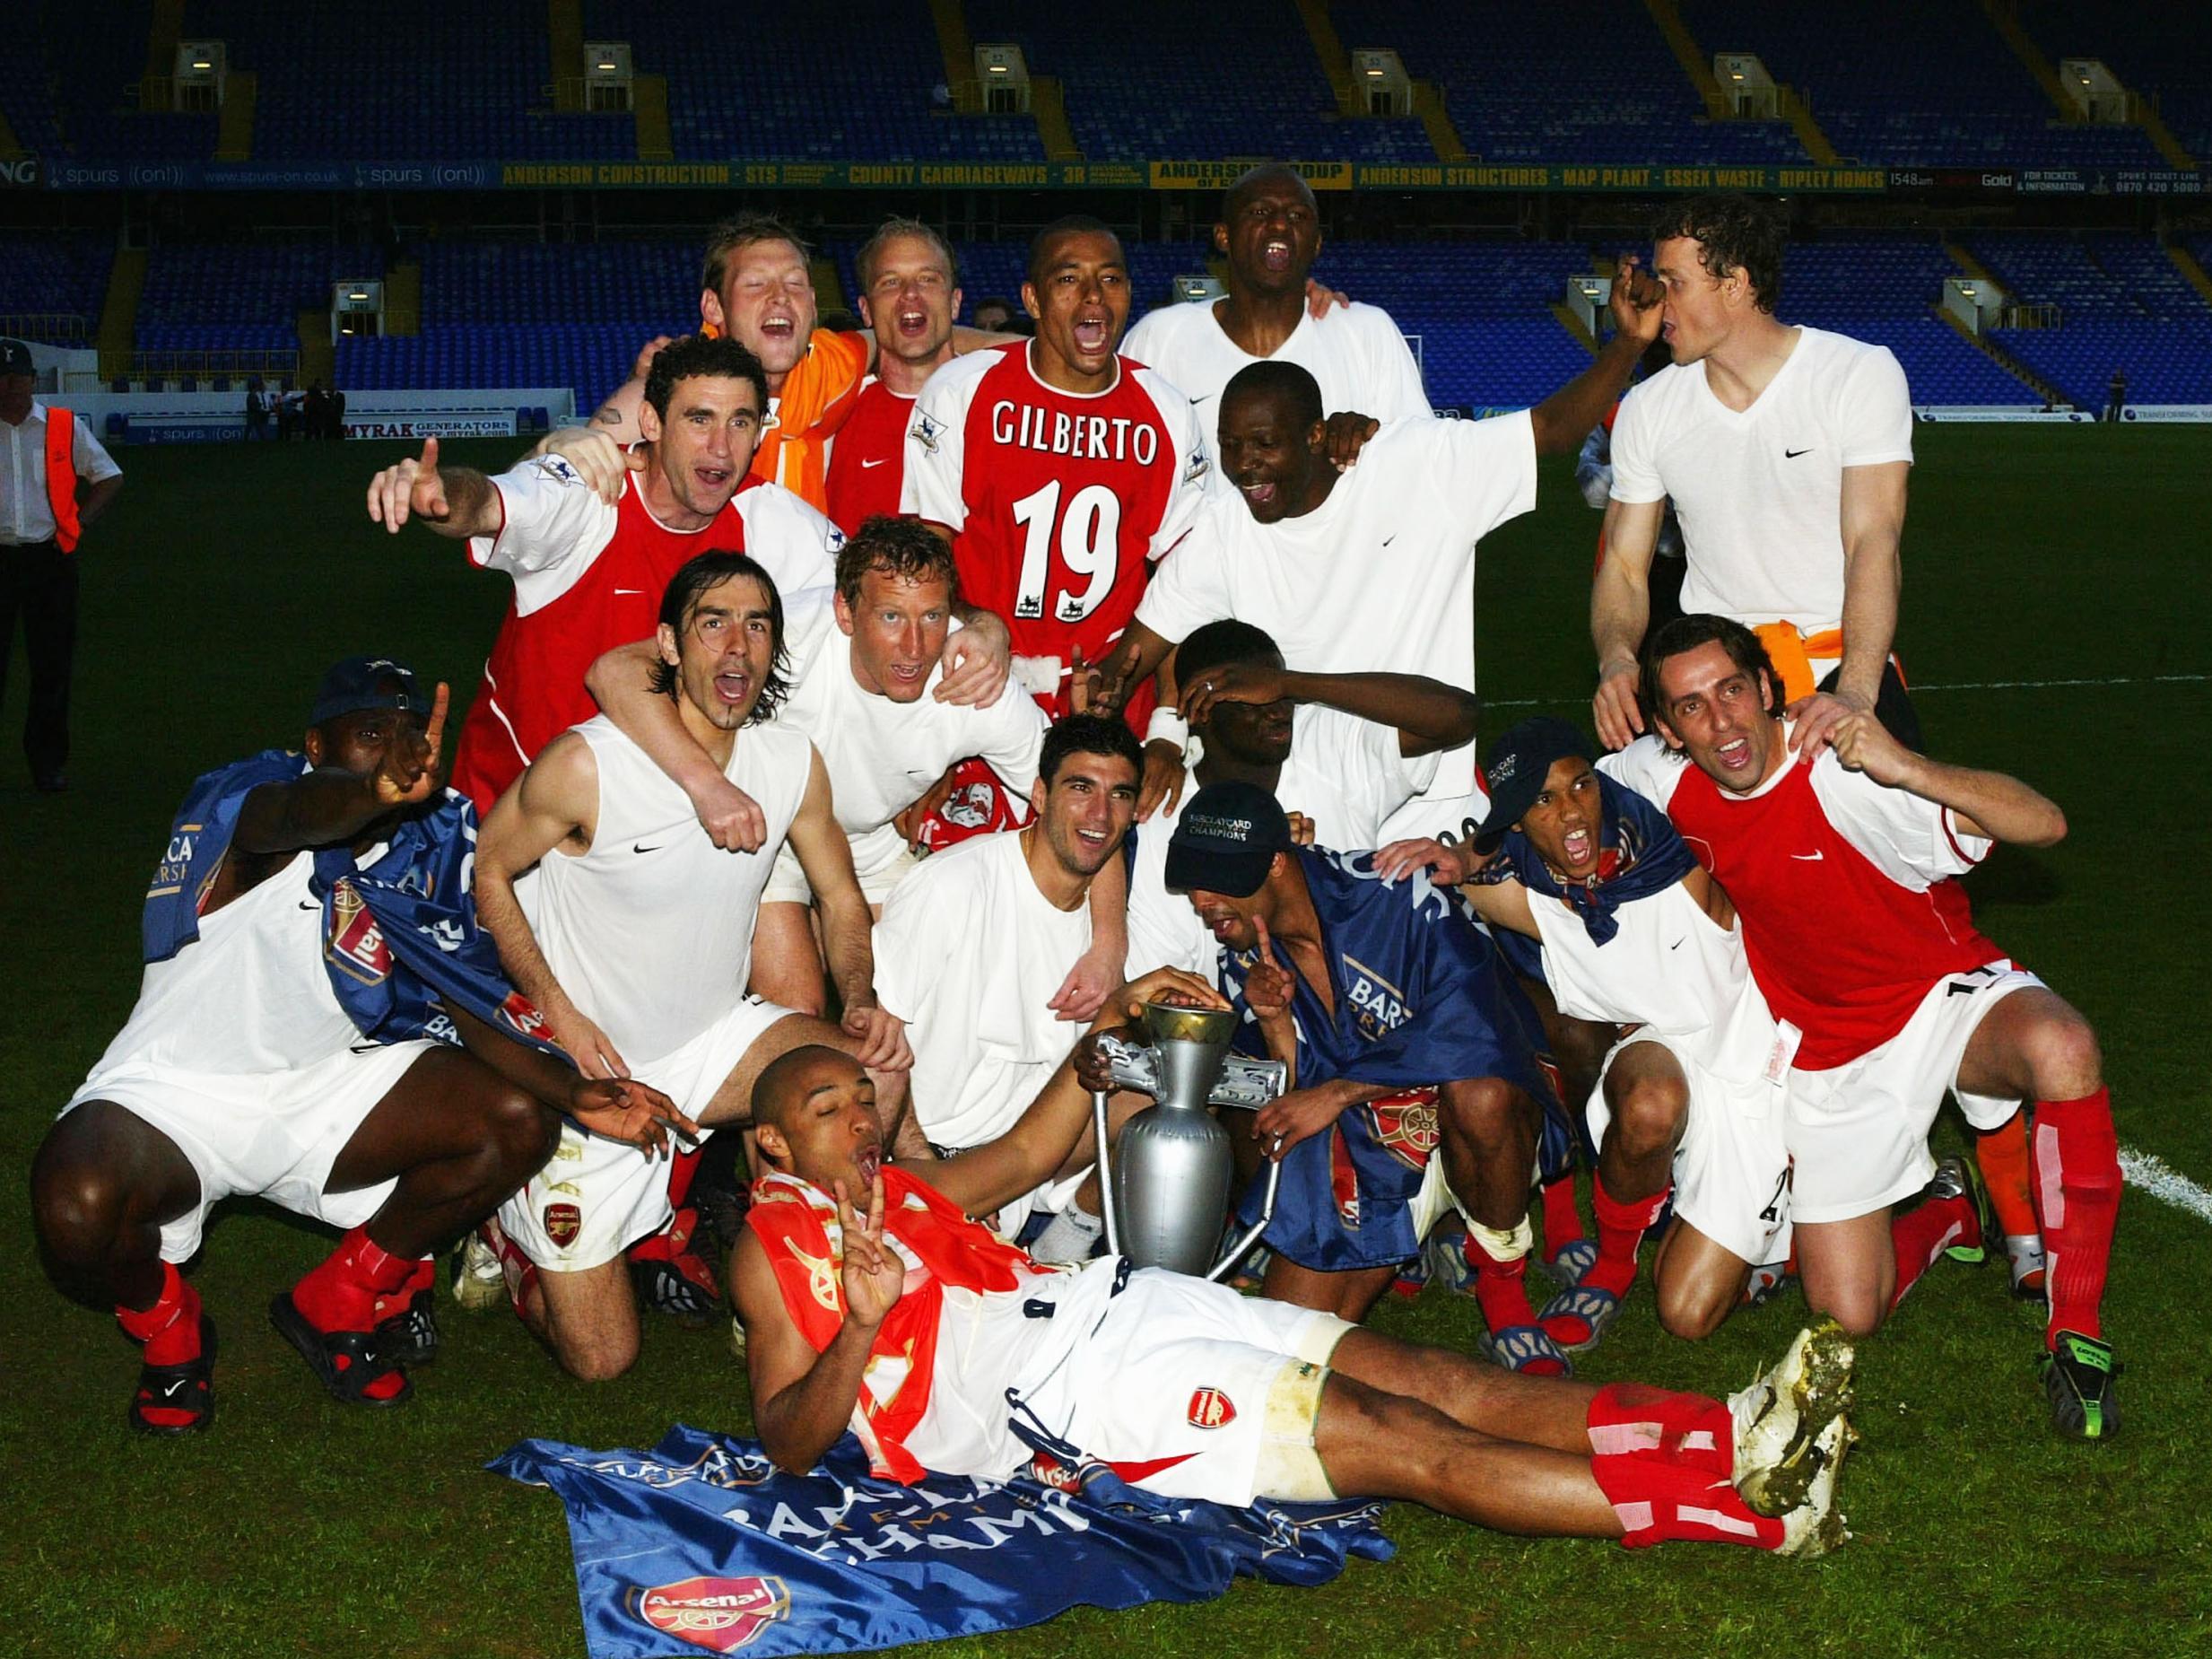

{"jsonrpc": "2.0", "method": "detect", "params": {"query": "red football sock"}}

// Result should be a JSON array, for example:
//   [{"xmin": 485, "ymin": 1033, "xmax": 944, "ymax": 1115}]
[
  {"xmin": 1586, "ymin": 1174, "xmax": 1669, "ymax": 1299},
  {"xmin": 629, "ymin": 1205, "xmax": 701, "ymax": 1265},
  {"xmin": 1588, "ymin": 1442, "xmax": 1784, "ymax": 1550},
  {"xmin": 1886, "ymin": 1189, "xmax": 1977, "ymax": 1314},
  {"xmin": 117, "ymin": 1261, "xmax": 201, "ymax": 1367},
  {"xmin": 292, "ymin": 1225, "xmax": 413, "ymax": 1332},
  {"xmin": 1585, "ymin": 1381, "xmax": 1733, "ymax": 1477},
  {"xmin": 1464, "ymin": 1233, "xmax": 1563, "ymax": 1375},
  {"xmin": 665, "ymin": 1145, "xmax": 701, "ymax": 1209},
  {"xmin": 1538, "ymin": 1174, "xmax": 1585, "ymax": 1260},
  {"xmin": 371, "ymin": 1256, "xmax": 436, "ymax": 1327},
  {"xmin": 2033, "ymin": 1089, "xmax": 2121, "ymax": 1348},
  {"xmin": 1975, "ymin": 1115, "xmax": 2042, "ymax": 1244}
]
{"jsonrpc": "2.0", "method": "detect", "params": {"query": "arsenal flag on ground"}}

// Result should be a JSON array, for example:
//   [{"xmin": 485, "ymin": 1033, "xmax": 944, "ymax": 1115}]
[{"xmin": 493, "ymin": 1426, "xmax": 1389, "ymax": 1656}]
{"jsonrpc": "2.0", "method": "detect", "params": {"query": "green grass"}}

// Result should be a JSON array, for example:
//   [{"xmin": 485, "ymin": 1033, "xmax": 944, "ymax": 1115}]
[{"xmin": 2, "ymin": 428, "xmax": 2208, "ymax": 1658}]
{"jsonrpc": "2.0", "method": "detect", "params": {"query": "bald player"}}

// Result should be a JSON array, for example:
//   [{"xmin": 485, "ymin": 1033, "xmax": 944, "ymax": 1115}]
[
  {"xmin": 734, "ymin": 1030, "xmax": 1859, "ymax": 1558},
  {"xmin": 1122, "ymin": 162, "xmax": 1430, "ymax": 449}
]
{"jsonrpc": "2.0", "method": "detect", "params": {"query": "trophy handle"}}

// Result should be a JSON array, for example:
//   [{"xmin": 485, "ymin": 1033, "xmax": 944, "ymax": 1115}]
[
  {"xmin": 1206, "ymin": 1156, "xmax": 1279, "ymax": 1283},
  {"xmin": 1091, "ymin": 1088, "xmax": 1122, "ymax": 1260}
]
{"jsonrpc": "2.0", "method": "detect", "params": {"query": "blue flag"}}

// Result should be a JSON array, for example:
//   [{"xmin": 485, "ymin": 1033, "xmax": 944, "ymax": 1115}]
[
  {"xmin": 492, "ymin": 1427, "xmax": 1392, "ymax": 1658},
  {"xmin": 142, "ymin": 749, "xmax": 566, "ymax": 1063}
]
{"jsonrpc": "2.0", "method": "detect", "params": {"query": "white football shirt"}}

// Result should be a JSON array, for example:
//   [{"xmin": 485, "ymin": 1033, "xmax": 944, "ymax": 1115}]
[
  {"xmin": 872, "ymin": 830, "xmax": 1093, "ymax": 1152},
  {"xmin": 1608, "ymin": 327, "xmax": 1913, "ymax": 635},
  {"xmin": 1121, "ymin": 299, "xmax": 1432, "ymax": 461},
  {"xmin": 779, "ymin": 623, "xmax": 1049, "ymax": 882},
  {"xmin": 1136, "ymin": 413, "xmax": 1537, "ymax": 799}
]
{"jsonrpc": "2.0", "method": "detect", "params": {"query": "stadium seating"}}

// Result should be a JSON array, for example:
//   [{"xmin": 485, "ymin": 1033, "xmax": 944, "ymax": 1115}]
[
  {"xmin": 1965, "ymin": 232, "xmax": 2212, "ymax": 405},
  {"xmin": 1680, "ymin": 0, "xmax": 2167, "ymax": 169},
  {"xmin": 187, "ymin": 0, "xmax": 631, "ymax": 160},
  {"xmin": 962, "ymin": 0, "xmax": 1433, "ymax": 162},
  {"xmin": 2016, "ymin": 0, "xmax": 2212, "ymax": 169},
  {"xmin": 136, "ymin": 241, "xmax": 385, "ymax": 354},
  {"xmin": 584, "ymin": 0, "xmax": 1042, "ymax": 163},
  {"xmin": 1334, "ymin": 0, "xmax": 1809, "ymax": 165},
  {"xmin": 0, "ymin": 234, "xmax": 116, "ymax": 343}
]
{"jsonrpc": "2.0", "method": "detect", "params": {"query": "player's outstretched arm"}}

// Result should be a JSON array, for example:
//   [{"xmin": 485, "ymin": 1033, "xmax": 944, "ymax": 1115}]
[
  {"xmin": 441, "ymin": 1000, "xmax": 698, "ymax": 1153},
  {"xmin": 1591, "ymin": 498, "xmax": 1662, "ymax": 748},
  {"xmin": 579, "ymin": 337, "xmax": 667, "ymax": 445},
  {"xmin": 1181, "ymin": 663, "xmax": 1479, "ymax": 759},
  {"xmin": 735, "ymin": 1179, "xmax": 901, "ymax": 1476},
  {"xmin": 789, "ymin": 751, "xmax": 913, "ymax": 1072},
  {"xmin": 365, "ymin": 439, "xmax": 501, "ymax": 537},
  {"xmin": 919, "ymin": 968, "xmax": 1225, "ymax": 1220},
  {"xmin": 475, "ymin": 735, "xmax": 631, "ymax": 1078},
  {"xmin": 1086, "ymin": 619, "xmax": 1176, "ymax": 717},
  {"xmin": 1528, "ymin": 261, "xmax": 1664, "ymax": 456},
  {"xmin": 1829, "ymin": 712, "xmax": 2066, "ymax": 847},
  {"xmin": 583, "ymin": 640, "xmax": 768, "ymax": 852}
]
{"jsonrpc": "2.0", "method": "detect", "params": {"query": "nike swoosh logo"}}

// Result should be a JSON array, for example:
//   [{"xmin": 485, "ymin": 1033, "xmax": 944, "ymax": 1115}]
[
  {"xmin": 614, "ymin": 588, "xmax": 645, "ymax": 596},
  {"xmin": 632, "ymin": 843, "xmax": 663, "ymax": 854},
  {"xmin": 162, "ymin": 1379, "xmax": 187, "ymax": 1397},
  {"xmin": 298, "ymin": 900, "xmax": 319, "ymax": 911},
  {"xmin": 1784, "ymin": 448, "xmax": 1813, "ymax": 458},
  {"xmin": 1189, "ymin": 394, "xmax": 1213, "ymax": 405},
  {"xmin": 1382, "ymin": 535, "xmax": 1397, "ymax": 546},
  {"xmin": 1668, "ymin": 939, "xmax": 1684, "ymax": 950},
  {"xmin": 859, "ymin": 457, "xmax": 889, "ymax": 468},
  {"xmin": 1790, "ymin": 851, "xmax": 1825, "ymax": 860}
]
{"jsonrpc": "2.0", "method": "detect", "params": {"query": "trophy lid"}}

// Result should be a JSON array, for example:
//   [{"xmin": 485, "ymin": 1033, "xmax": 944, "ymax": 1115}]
[{"xmin": 1140, "ymin": 1000, "xmax": 1239, "ymax": 1047}]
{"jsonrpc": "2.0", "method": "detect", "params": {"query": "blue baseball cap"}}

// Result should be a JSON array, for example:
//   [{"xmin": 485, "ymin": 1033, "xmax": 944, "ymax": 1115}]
[
  {"xmin": 1473, "ymin": 716, "xmax": 1598, "ymax": 849},
  {"xmin": 309, "ymin": 655, "xmax": 427, "ymax": 727}
]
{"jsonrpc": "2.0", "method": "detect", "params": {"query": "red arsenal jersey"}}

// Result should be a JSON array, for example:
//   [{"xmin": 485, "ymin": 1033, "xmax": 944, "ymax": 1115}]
[
  {"xmin": 901, "ymin": 342, "xmax": 1209, "ymax": 720},
  {"xmin": 451, "ymin": 456, "xmax": 841, "ymax": 813},
  {"xmin": 823, "ymin": 377, "xmax": 914, "ymax": 537},
  {"xmin": 1615, "ymin": 738, "xmax": 1999, "ymax": 1070}
]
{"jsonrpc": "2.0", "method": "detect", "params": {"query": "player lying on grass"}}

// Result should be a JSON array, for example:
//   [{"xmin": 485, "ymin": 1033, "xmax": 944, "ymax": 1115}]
[
  {"xmin": 473, "ymin": 554, "xmax": 912, "ymax": 1383},
  {"xmin": 732, "ymin": 1003, "xmax": 1859, "ymax": 1558},
  {"xmin": 1377, "ymin": 716, "xmax": 1795, "ymax": 1353},
  {"xmin": 1616, "ymin": 614, "xmax": 2121, "ymax": 1438},
  {"xmin": 30, "ymin": 657, "xmax": 687, "ymax": 1431},
  {"xmin": 1163, "ymin": 782, "xmax": 1581, "ymax": 1362}
]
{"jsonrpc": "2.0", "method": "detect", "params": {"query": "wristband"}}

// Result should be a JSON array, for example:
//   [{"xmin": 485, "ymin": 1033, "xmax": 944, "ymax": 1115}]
[{"xmin": 1145, "ymin": 708, "xmax": 1190, "ymax": 752}]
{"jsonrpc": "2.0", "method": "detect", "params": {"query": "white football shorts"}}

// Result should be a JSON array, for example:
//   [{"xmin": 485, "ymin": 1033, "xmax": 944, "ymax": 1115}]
[
  {"xmin": 499, "ymin": 994, "xmax": 794, "ymax": 1271},
  {"xmin": 1787, "ymin": 961, "xmax": 2042, "ymax": 1224},
  {"xmin": 63, "ymin": 1038, "xmax": 433, "ymax": 1263}
]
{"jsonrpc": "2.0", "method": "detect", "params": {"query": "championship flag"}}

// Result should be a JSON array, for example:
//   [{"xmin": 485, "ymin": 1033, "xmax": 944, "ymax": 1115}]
[{"xmin": 492, "ymin": 1426, "xmax": 1392, "ymax": 1656}]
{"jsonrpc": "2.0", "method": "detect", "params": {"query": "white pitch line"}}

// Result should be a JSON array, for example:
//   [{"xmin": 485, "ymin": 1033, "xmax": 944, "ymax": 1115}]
[
  {"xmin": 1485, "ymin": 671, "xmax": 2212, "ymax": 711},
  {"xmin": 2120, "ymin": 1146, "xmax": 2212, "ymax": 1227}
]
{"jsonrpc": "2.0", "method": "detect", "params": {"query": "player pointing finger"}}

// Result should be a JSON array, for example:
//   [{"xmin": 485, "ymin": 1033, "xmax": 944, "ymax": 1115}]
[{"xmin": 366, "ymin": 436, "xmax": 448, "ymax": 532}]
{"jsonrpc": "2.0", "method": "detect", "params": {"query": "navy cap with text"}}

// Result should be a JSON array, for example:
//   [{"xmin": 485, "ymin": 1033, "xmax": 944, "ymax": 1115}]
[
  {"xmin": 1472, "ymin": 716, "xmax": 1599, "ymax": 850},
  {"xmin": 1164, "ymin": 780, "xmax": 1293, "ymax": 898}
]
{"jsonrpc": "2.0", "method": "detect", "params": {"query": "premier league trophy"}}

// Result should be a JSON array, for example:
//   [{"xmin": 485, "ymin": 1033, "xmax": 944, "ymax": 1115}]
[{"xmin": 1089, "ymin": 1000, "xmax": 1287, "ymax": 1279}]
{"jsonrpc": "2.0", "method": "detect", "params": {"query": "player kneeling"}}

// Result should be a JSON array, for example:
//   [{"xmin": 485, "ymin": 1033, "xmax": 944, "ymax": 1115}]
[
  {"xmin": 31, "ymin": 658, "xmax": 685, "ymax": 1431},
  {"xmin": 734, "ymin": 981, "xmax": 1861, "ymax": 1559}
]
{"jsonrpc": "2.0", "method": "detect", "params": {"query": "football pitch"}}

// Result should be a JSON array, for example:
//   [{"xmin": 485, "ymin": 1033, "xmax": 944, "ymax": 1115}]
[{"xmin": 1, "ymin": 426, "xmax": 2207, "ymax": 1659}]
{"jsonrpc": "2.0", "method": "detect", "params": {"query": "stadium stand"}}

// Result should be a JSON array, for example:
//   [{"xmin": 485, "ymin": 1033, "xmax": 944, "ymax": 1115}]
[
  {"xmin": 0, "ymin": 235, "xmax": 116, "ymax": 345},
  {"xmin": 137, "ymin": 242, "xmax": 386, "ymax": 356},
  {"xmin": 584, "ymin": 0, "xmax": 1042, "ymax": 163},
  {"xmin": 1334, "ymin": 0, "xmax": 1809, "ymax": 165},
  {"xmin": 2016, "ymin": 0, "xmax": 2211, "ymax": 166},
  {"xmin": 962, "ymin": 0, "xmax": 1433, "ymax": 162},
  {"xmin": 1679, "ymin": 0, "xmax": 2168, "ymax": 168},
  {"xmin": 1966, "ymin": 232, "xmax": 2212, "ymax": 406},
  {"xmin": 1777, "ymin": 235, "xmax": 2038, "ymax": 406},
  {"xmin": 187, "ymin": 0, "xmax": 632, "ymax": 160}
]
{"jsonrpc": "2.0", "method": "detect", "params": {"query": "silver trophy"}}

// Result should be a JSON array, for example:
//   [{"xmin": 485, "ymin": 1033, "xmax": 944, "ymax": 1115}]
[{"xmin": 1089, "ymin": 1000, "xmax": 1287, "ymax": 1279}]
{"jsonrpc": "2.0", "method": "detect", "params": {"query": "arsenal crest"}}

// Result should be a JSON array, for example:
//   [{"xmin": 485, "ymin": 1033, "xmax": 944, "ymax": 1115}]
[
  {"xmin": 1367, "ymin": 1089, "xmax": 1441, "ymax": 1174},
  {"xmin": 1187, "ymin": 1386, "xmax": 1237, "ymax": 1429},
  {"xmin": 632, "ymin": 1576, "xmax": 790, "ymax": 1654},
  {"xmin": 323, "ymin": 878, "xmax": 392, "ymax": 984},
  {"xmin": 543, "ymin": 1201, "xmax": 583, "ymax": 1247}
]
